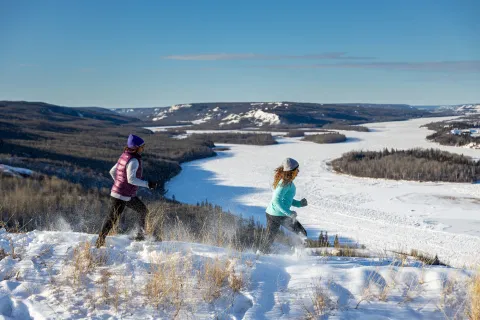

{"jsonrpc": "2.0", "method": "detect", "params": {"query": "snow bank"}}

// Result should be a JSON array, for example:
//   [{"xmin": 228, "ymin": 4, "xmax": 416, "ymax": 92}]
[
  {"xmin": 0, "ymin": 230, "xmax": 472, "ymax": 319},
  {"xmin": 191, "ymin": 115, "xmax": 213, "ymax": 125}
]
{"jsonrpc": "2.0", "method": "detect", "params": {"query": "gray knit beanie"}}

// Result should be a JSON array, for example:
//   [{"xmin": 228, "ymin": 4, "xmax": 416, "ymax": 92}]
[{"xmin": 282, "ymin": 158, "xmax": 299, "ymax": 171}]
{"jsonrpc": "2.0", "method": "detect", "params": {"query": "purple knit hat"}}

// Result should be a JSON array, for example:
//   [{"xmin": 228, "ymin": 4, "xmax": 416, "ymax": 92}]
[{"xmin": 127, "ymin": 134, "xmax": 145, "ymax": 148}]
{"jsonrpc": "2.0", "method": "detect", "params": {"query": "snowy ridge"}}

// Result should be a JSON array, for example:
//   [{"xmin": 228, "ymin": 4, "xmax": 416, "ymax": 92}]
[
  {"xmin": 169, "ymin": 104, "xmax": 192, "ymax": 112},
  {"xmin": 0, "ymin": 230, "xmax": 472, "ymax": 319},
  {"xmin": 151, "ymin": 104, "xmax": 193, "ymax": 121},
  {"xmin": 149, "ymin": 102, "xmax": 286, "ymax": 126},
  {"xmin": 455, "ymin": 104, "xmax": 480, "ymax": 113}
]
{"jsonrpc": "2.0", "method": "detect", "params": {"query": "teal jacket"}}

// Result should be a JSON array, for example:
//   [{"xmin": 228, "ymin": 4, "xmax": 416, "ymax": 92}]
[{"xmin": 266, "ymin": 180, "xmax": 303, "ymax": 217}]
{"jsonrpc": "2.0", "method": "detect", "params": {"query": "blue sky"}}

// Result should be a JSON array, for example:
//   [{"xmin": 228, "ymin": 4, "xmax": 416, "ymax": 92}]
[{"xmin": 1, "ymin": 0, "xmax": 479, "ymax": 108}]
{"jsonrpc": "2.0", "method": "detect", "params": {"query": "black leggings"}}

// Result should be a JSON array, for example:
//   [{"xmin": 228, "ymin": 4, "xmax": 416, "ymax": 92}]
[
  {"xmin": 262, "ymin": 213, "xmax": 307, "ymax": 252},
  {"xmin": 97, "ymin": 196, "xmax": 148, "ymax": 242}
]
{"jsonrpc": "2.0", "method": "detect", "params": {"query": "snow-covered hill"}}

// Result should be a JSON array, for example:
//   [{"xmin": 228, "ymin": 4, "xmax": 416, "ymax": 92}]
[
  {"xmin": 112, "ymin": 102, "xmax": 434, "ymax": 129},
  {"xmin": 0, "ymin": 230, "xmax": 472, "ymax": 319},
  {"xmin": 147, "ymin": 102, "xmax": 286, "ymax": 127},
  {"xmin": 455, "ymin": 104, "xmax": 480, "ymax": 114},
  {"xmin": 439, "ymin": 104, "xmax": 480, "ymax": 114}
]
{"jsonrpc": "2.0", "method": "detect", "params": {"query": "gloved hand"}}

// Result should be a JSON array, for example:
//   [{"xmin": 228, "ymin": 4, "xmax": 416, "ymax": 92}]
[
  {"xmin": 290, "ymin": 211, "xmax": 297, "ymax": 220},
  {"xmin": 148, "ymin": 180, "xmax": 158, "ymax": 190},
  {"xmin": 300, "ymin": 198, "xmax": 308, "ymax": 207}
]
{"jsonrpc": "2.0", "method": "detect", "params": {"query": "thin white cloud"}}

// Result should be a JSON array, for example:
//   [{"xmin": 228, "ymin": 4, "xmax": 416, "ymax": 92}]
[
  {"xmin": 163, "ymin": 52, "xmax": 375, "ymax": 61},
  {"xmin": 262, "ymin": 60, "xmax": 480, "ymax": 72}
]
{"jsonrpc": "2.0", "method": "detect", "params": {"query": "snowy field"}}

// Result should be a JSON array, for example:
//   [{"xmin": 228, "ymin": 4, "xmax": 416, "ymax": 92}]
[
  {"xmin": 0, "ymin": 230, "xmax": 472, "ymax": 319},
  {"xmin": 166, "ymin": 117, "xmax": 480, "ymax": 268}
]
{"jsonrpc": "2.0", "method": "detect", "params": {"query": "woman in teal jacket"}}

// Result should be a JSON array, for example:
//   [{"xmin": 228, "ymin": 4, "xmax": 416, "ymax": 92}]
[{"xmin": 262, "ymin": 158, "xmax": 308, "ymax": 253}]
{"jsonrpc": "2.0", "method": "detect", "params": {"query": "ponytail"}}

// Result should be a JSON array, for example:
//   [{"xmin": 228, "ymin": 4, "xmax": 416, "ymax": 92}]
[
  {"xmin": 273, "ymin": 166, "xmax": 284, "ymax": 189},
  {"xmin": 272, "ymin": 165, "xmax": 297, "ymax": 189}
]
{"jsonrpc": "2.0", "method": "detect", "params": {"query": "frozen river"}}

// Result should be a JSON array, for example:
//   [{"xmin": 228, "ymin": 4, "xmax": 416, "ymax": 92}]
[{"xmin": 166, "ymin": 117, "xmax": 480, "ymax": 267}]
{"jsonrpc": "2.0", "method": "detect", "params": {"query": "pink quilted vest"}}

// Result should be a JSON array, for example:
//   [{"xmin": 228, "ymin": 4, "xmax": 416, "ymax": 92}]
[{"xmin": 111, "ymin": 151, "xmax": 143, "ymax": 198}]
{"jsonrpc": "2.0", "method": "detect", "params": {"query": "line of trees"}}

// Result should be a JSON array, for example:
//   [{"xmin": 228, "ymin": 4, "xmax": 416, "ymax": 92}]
[
  {"xmin": 284, "ymin": 130, "xmax": 305, "ymax": 137},
  {"xmin": 330, "ymin": 148, "xmax": 480, "ymax": 183},
  {"xmin": 303, "ymin": 133, "xmax": 347, "ymax": 144},
  {"xmin": 190, "ymin": 133, "xmax": 277, "ymax": 145},
  {"xmin": 322, "ymin": 124, "xmax": 369, "ymax": 132}
]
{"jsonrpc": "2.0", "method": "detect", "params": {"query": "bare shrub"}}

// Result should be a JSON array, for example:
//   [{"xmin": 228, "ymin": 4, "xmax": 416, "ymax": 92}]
[
  {"xmin": 145, "ymin": 253, "xmax": 193, "ymax": 313},
  {"xmin": 228, "ymin": 267, "xmax": 243, "ymax": 293},
  {"xmin": 201, "ymin": 258, "xmax": 231, "ymax": 302},
  {"xmin": 70, "ymin": 241, "xmax": 106, "ymax": 286},
  {"xmin": 309, "ymin": 247, "xmax": 370, "ymax": 258},
  {"xmin": 410, "ymin": 249, "xmax": 444, "ymax": 266},
  {"xmin": 304, "ymin": 279, "xmax": 335, "ymax": 319}
]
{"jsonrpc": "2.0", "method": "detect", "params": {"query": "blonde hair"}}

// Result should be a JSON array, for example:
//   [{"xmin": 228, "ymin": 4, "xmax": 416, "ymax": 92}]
[{"xmin": 273, "ymin": 166, "xmax": 298, "ymax": 189}]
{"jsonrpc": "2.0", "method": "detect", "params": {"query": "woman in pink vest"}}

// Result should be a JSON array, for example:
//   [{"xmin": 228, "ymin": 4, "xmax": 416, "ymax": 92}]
[{"xmin": 96, "ymin": 134, "xmax": 157, "ymax": 248}]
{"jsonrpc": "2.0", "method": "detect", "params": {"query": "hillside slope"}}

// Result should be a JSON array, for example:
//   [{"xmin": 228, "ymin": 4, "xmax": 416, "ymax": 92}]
[{"xmin": 0, "ymin": 229, "xmax": 471, "ymax": 319}]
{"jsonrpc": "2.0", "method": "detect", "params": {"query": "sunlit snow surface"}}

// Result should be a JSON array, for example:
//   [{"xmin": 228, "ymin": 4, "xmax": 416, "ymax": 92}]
[
  {"xmin": 0, "ymin": 230, "xmax": 471, "ymax": 319},
  {"xmin": 167, "ymin": 117, "xmax": 480, "ymax": 268}
]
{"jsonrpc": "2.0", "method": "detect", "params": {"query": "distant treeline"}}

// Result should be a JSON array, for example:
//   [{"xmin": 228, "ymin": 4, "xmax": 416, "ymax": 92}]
[
  {"xmin": 322, "ymin": 124, "xmax": 369, "ymax": 132},
  {"xmin": 285, "ymin": 130, "xmax": 305, "ymax": 137},
  {"xmin": 190, "ymin": 133, "xmax": 277, "ymax": 145},
  {"xmin": 331, "ymin": 148, "xmax": 480, "ymax": 183},
  {"xmin": 303, "ymin": 133, "xmax": 347, "ymax": 144}
]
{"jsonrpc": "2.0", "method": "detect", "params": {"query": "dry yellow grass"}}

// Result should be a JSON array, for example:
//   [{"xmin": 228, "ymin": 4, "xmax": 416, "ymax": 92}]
[
  {"xmin": 145, "ymin": 253, "xmax": 193, "ymax": 314},
  {"xmin": 228, "ymin": 267, "xmax": 243, "ymax": 293},
  {"xmin": 201, "ymin": 257, "xmax": 230, "ymax": 302},
  {"xmin": 70, "ymin": 241, "xmax": 106, "ymax": 286},
  {"xmin": 467, "ymin": 271, "xmax": 480, "ymax": 320},
  {"xmin": 304, "ymin": 279, "xmax": 333, "ymax": 319}
]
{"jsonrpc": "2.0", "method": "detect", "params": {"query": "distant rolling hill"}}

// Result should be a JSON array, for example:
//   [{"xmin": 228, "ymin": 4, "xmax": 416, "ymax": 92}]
[
  {"xmin": 113, "ymin": 101, "xmax": 445, "ymax": 129},
  {"xmin": 0, "ymin": 101, "xmax": 140, "ymax": 125},
  {"xmin": 0, "ymin": 100, "xmax": 143, "ymax": 137}
]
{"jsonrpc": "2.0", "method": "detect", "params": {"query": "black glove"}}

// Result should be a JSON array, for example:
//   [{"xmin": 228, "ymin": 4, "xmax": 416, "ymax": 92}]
[
  {"xmin": 148, "ymin": 180, "xmax": 158, "ymax": 190},
  {"xmin": 300, "ymin": 198, "xmax": 308, "ymax": 207}
]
